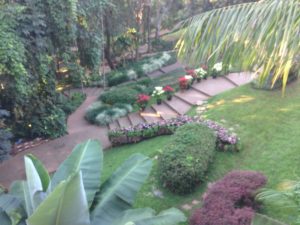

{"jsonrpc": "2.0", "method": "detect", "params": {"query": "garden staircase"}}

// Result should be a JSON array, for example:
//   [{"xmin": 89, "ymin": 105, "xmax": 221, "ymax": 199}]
[{"xmin": 107, "ymin": 73, "xmax": 253, "ymax": 130}]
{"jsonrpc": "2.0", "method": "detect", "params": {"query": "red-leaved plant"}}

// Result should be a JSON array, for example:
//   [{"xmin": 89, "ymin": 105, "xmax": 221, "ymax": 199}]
[
  {"xmin": 136, "ymin": 94, "xmax": 150, "ymax": 110},
  {"xmin": 190, "ymin": 170, "xmax": 267, "ymax": 225},
  {"xmin": 179, "ymin": 77, "xmax": 188, "ymax": 90},
  {"xmin": 163, "ymin": 85, "xmax": 174, "ymax": 93}
]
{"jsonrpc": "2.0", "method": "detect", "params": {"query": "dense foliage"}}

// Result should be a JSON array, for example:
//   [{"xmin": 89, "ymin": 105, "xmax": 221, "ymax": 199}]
[
  {"xmin": 190, "ymin": 171, "xmax": 267, "ymax": 225},
  {"xmin": 0, "ymin": 0, "xmax": 107, "ymax": 139},
  {"xmin": 0, "ymin": 140, "xmax": 186, "ymax": 225},
  {"xmin": 0, "ymin": 109, "xmax": 12, "ymax": 162},
  {"xmin": 159, "ymin": 123, "xmax": 216, "ymax": 194}
]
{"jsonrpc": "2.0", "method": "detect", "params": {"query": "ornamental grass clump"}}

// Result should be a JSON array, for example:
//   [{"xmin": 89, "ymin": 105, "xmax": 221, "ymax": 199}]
[
  {"xmin": 158, "ymin": 123, "xmax": 216, "ymax": 194},
  {"xmin": 190, "ymin": 170, "xmax": 267, "ymax": 225}
]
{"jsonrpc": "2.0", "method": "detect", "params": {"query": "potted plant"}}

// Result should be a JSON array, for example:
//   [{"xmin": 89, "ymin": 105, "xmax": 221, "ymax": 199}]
[
  {"xmin": 186, "ymin": 69, "xmax": 197, "ymax": 84},
  {"xmin": 184, "ymin": 75, "xmax": 193, "ymax": 89},
  {"xmin": 136, "ymin": 94, "xmax": 150, "ymax": 111},
  {"xmin": 195, "ymin": 67, "xmax": 208, "ymax": 82},
  {"xmin": 152, "ymin": 87, "xmax": 165, "ymax": 105},
  {"xmin": 163, "ymin": 85, "xmax": 175, "ymax": 101},
  {"xmin": 179, "ymin": 77, "xmax": 188, "ymax": 91},
  {"xmin": 212, "ymin": 62, "xmax": 223, "ymax": 79}
]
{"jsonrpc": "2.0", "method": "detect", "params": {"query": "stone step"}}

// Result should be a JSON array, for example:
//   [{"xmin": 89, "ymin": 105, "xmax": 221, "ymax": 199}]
[
  {"xmin": 140, "ymin": 107, "xmax": 163, "ymax": 123},
  {"xmin": 152, "ymin": 102, "xmax": 179, "ymax": 120},
  {"xmin": 190, "ymin": 85, "xmax": 211, "ymax": 97},
  {"xmin": 164, "ymin": 96, "xmax": 192, "ymax": 115},
  {"xmin": 226, "ymin": 72, "xmax": 254, "ymax": 86},
  {"xmin": 161, "ymin": 62, "xmax": 184, "ymax": 74},
  {"xmin": 193, "ymin": 76, "xmax": 236, "ymax": 96},
  {"xmin": 175, "ymin": 89, "xmax": 209, "ymax": 105},
  {"xmin": 128, "ymin": 112, "xmax": 146, "ymax": 126},
  {"xmin": 118, "ymin": 116, "xmax": 132, "ymax": 128},
  {"xmin": 109, "ymin": 120, "xmax": 120, "ymax": 130}
]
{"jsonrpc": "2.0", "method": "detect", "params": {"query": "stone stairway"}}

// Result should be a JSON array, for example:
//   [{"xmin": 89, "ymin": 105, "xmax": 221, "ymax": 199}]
[{"xmin": 107, "ymin": 73, "xmax": 253, "ymax": 131}]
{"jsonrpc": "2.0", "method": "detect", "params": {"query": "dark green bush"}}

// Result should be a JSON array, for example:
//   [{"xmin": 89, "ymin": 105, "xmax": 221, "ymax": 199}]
[
  {"xmin": 58, "ymin": 92, "xmax": 86, "ymax": 115},
  {"xmin": 158, "ymin": 123, "xmax": 216, "ymax": 194},
  {"xmin": 99, "ymin": 87, "xmax": 139, "ymax": 105},
  {"xmin": 107, "ymin": 72, "xmax": 130, "ymax": 87}
]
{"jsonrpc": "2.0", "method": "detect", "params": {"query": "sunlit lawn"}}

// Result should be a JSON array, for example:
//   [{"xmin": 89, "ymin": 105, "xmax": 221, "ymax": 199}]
[{"xmin": 102, "ymin": 80, "xmax": 300, "ymax": 224}]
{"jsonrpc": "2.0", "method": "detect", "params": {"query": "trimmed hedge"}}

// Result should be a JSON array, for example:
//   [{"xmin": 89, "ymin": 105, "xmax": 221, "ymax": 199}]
[
  {"xmin": 99, "ymin": 87, "xmax": 139, "ymax": 105},
  {"xmin": 190, "ymin": 171, "xmax": 267, "ymax": 225},
  {"xmin": 158, "ymin": 123, "xmax": 216, "ymax": 194}
]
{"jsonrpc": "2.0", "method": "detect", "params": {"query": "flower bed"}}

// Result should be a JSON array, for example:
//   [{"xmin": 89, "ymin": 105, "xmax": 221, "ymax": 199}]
[{"xmin": 108, "ymin": 116, "xmax": 240, "ymax": 151}]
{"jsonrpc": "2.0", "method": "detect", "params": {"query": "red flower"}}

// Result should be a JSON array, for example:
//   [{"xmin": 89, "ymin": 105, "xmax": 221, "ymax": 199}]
[
  {"xmin": 136, "ymin": 94, "xmax": 150, "ymax": 104},
  {"xmin": 163, "ymin": 85, "xmax": 174, "ymax": 93},
  {"xmin": 179, "ymin": 77, "xmax": 188, "ymax": 90}
]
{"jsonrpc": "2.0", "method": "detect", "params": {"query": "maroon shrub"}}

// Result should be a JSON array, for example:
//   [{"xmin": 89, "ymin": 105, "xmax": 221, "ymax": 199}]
[{"xmin": 190, "ymin": 171, "xmax": 267, "ymax": 225}]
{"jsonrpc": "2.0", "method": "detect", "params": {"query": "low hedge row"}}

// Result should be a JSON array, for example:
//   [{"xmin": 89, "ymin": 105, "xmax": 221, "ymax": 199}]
[
  {"xmin": 108, "ymin": 116, "xmax": 240, "ymax": 151},
  {"xmin": 190, "ymin": 171, "xmax": 267, "ymax": 225},
  {"xmin": 158, "ymin": 123, "xmax": 216, "ymax": 194},
  {"xmin": 107, "ymin": 51, "xmax": 177, "ymax": 87}
]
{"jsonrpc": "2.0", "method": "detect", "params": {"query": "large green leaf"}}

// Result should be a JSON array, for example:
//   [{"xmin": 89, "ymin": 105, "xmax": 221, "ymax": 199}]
[
  {"xmin": 51, "ymin": 139, "xmax": 103, "ymax": 206},
  {"xmin": 251, "ymin": 213, "xmax": 287, "ymax": 225},
  {"xmin": 112, "ymin": 208, "xmax": 186, "ymax": 225},
  {"xmin": 0, "ymin": 194, "xmax": 25, "ymax": 225},
  {"xmin": 27, "ymin": 172, "xmax": 90, "ymax": 225},
  {"xmin": 0, "ymin": 209, "xmax": 11, "ymax": 225},
  {"xmin": 91, "ymin": 154, "xmax": 152, "ymax": 225},
  {"xmin": 23, "ymin": 156, "xmax": 44, "ymax": 216},
  {"xmin": 26, "ymin": 154, "xmax": 50, "ymax": 192}
]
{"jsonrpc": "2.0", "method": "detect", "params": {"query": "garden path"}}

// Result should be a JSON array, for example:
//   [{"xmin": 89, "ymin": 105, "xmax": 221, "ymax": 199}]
[{"xmin": 0, "ymin": 72, "xmax": 253, "ymax": 188}]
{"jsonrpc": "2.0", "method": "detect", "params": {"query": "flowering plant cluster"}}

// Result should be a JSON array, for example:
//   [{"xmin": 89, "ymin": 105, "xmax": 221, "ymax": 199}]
[
  {"xmin": 108, "ymin": 116, "xmax": 194, "ymax": 146},
  {"xmin": 195, "ymin": 67, "xmax": 208, "ymax": 79},
  {"xmin": 163, "ymin": 85, "xmax": 174, "ymax": 93},
  {"xmin": 108, "ymin": 115, "xmax": 240, "ymax": 150},
  {"xmin": 186, "ymin": 69, "xmax": 197, "ymax": 79},
  {"xmin": 178, "ymin": 77, "xmax": 188, "ymax": 90},
  {"xmin": 151, "ymin": 86, "xmax": 165, "ymax": 98},
  {"xmin": 136, "ymin": 94, "xmax": 150, "ymax": 109},
  {"xmin": 213, "ymin": 62, "xmax": 223, "ymax": 72},
  {"xmin": 190, "ymin": 171, "xmax": 267, "ymax": 225}
]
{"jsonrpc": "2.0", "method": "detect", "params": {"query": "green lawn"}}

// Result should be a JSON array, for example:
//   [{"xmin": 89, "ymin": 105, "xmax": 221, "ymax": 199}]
[{"xmin": 102, "ymin": 81, "xmax": 300, "ymax": 224}]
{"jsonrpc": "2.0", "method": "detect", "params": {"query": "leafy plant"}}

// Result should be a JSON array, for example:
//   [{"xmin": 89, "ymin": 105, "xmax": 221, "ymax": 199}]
[
  {"xmin": 99, "ymin": 87, "xmax": 139, "ymax": 105},
  {"xmin": 159, "ymin": 123, "xmax": 216, "ymax": 194},
  {"xmin": 0, "ymin": 140, "xmax": 186, "ymax": 225},
  {"xmin": 0, "ymin": 109, "xmax": 12, "ymax": 162},
  {"xmin": 178, "ymin": 0, "xmax": 300, "ymax": 92},
  {"xmin": 190, "ymin": 171, "xmax": 267, "ymax": 225}
]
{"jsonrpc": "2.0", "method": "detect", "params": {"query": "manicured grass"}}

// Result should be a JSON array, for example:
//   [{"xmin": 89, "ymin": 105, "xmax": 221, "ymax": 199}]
[{"xmin": 102, "ymin": 80, "xmax": 300, "ymax": 224}]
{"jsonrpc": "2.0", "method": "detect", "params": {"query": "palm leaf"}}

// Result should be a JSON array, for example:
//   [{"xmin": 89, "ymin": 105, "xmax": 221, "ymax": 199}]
[
  {"xmin": 0, "ymin": 209, "xmax": 11, "ymax": 225},
  {"xmin": 27, "ymin": 172, "xmax": 90, "ymax": 225},
  {"xmin": 0, "ymin": 194, "xmax": 25, "ymax": 225},
  {"xmin": 178, "ymin": 0, "xmax": 300, "ymax": 92},
  {"xmin": 251, "ymin": 213, "xmax": 287, "ymax": 225},
  {"xmin": 51, "ymin": 139, "xmax": 103, "ymax": 207},
  {"xmin": 91, "ymin": 154, "xmax": 152, "ymax": 225},
  {"xmin": 112, "ymin": 208, "xmax": 186, "ymax": 225}
]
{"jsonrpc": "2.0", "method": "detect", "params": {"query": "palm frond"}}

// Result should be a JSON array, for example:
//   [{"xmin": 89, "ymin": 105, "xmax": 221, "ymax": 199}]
[{"xmin": 178, "ymin": 0, "xmax": 300, "ymax": 92}]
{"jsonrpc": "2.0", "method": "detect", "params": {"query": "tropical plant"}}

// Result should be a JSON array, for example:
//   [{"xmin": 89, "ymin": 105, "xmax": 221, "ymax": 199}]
[
  {"xmin": 0, "ymin": 140, "xmax": 186, "ymax": 225},
  {"xmin": 256, "ymin": 180, "xmax": 300, "ymax": 224},
  {"xmin": 177, "ymin": 0, "xmax": 300, "ymax": 92}
]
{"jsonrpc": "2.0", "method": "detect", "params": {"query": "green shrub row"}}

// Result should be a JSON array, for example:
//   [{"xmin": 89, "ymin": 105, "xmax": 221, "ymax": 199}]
[
  {"xmin": 85, "ymin": 101, "xmax": 133, "ymax": 125},
  {"xmin": 158, "ymin": 123, "xmax": 216, "ymax": 195},
  {"xmin": 107, "ymin": 52, "xmax": 177, "ymax": 87}
]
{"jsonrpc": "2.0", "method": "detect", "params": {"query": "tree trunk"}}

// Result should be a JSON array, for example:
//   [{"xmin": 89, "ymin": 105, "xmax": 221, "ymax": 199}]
[{"xmin": 103, "ymin": 10, "xmax": 115, "ymax": 70}]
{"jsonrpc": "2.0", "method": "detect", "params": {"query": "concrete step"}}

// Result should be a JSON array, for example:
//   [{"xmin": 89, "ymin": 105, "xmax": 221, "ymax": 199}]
[
  {"xmin": 140, "ymin": 107, "xmax": 163, "ymax": 123},
  {"xmin": 164, "ymin": 96, "xmax": 192, "ymax": 115},
  {"xmin": 226, "ymin": 72, "xmax": 254, "ymax": 86},
  {"xmin": 193, "ymin": 76, "xmax": 236, "ymax": 96},
  {"xmin": 152, "ymin": 102, "xmax": 179, "ymax": 120},
  {"xmin": 118, "ymin": 116, "xmax": 132, "ymax": 128},
  {"xmin": 161, "ymin": 62, "xmax": 184, "ymax": 74},
  {"xmin": 175, "ymin": 89, "xmax": 209, "ymax": 105},
  {"xmin": 109, "ymin": 120, "xmax": 120, "ymax": 130},
  {"xmin": 128, "ymin": 112, "xmax": 146, "ymax": 126}
]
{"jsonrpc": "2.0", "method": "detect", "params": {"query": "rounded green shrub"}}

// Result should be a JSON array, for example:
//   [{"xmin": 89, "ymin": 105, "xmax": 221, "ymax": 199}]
[
  {"xmin": 99, "ymin": 87, "xmax": 139, "ymax": 105},
  {"xmin": 158, "ymin": 123, "xmax": 216, "ymax": 195}
]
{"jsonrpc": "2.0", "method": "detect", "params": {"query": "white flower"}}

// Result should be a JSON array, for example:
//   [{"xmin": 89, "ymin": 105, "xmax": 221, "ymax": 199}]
[
  {"xmin": 213, "ymin": 62, "xmax": 223, "ymax": 72},
  {"xmin": 184, "ymin": 75, "xmax": 193, "ymax": 80},
  {"xmin": 155, "ymin": 86, "xmax": 163, "ymax": 91},
  {"xmin": 195, "ymin": 68, "xmax": 207, "ymax": 75},
  {"xmin": 152, "ymin": 86, "xmax": 165, "ymax": 97}
]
